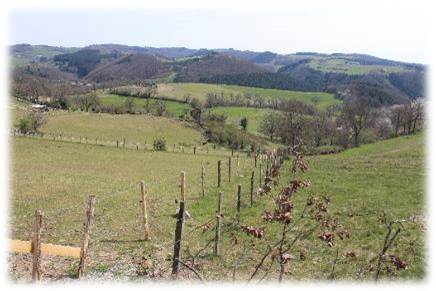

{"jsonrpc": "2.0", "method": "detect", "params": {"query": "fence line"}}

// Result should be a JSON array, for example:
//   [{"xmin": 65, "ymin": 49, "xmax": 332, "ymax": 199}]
[{"xmin": 8, "ymin": 148, "xmax": 288, "ymax": 281}]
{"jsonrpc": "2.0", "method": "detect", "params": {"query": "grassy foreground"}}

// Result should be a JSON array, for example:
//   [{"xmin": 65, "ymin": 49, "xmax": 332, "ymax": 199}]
[{"xmin": 10, "ymin": 131, "xmax": 425, "ymax": 280}]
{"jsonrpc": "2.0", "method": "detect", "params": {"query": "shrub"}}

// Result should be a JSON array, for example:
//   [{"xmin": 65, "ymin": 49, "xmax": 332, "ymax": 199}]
[
  {"xmin": 16, "ymin": 111, "xmax": 46, "ymax": 134},
  {"xmin": 153, "ymin": 138, "xmax": 167, "ymax": 151},
  {"xmin": 17, "ymin": 116, "xmax": 32, "ymax": 134},
  {"xmin": 204, "ymin": 121, "xmax": 264, "ymax": 151}
]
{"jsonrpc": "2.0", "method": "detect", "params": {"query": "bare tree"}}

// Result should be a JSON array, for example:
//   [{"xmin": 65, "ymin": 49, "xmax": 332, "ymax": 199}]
[
  {"xmin": 260, "ymin": 112, "xmax": 280, "ymax": 141},
  {"xmin": 340, "ymin": 97, "xmax": 376, "ymax": 147}
]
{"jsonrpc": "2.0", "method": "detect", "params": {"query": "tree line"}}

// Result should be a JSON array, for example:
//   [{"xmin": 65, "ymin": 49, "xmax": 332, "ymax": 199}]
[{"xmin": 258, "ymin": 97, "xmax": 424, "ymax": 152}]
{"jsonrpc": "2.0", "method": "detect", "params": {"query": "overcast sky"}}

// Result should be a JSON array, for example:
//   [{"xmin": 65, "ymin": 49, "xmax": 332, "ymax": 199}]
[{"xmin": 8, "ymin": 0, "xmax": 429, "ymax": 64}]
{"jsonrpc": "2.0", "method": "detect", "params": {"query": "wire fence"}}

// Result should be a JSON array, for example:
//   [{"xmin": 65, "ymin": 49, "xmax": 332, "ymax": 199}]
[{"xmin": 9, "ymin": 137, "xmax": 288, "ymax": 281}]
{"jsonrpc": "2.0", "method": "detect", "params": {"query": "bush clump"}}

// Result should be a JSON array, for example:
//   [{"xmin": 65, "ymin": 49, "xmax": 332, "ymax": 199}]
[
  {"xmin": 153, "ymin": 138, "xmax": 167, "ymax": 151},
  {"xmin": 16, "ymin": 111, "xmax": 47, "ymax": 134}
]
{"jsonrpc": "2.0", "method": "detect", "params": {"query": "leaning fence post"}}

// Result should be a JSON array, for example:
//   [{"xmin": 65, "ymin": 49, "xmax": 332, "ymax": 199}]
[
  {"xmin": 228, "ymin": 157, "xmax": 231, "ymax": 182},
  {"xmin": 172, "ymin": 172, "xmax": 186, "ymax": 278},
  {"xmin": 236, "ymin": 185, "xmax": 242, "ymax": 224},
  {"xmin": 250, "ymin": 170, "xmax": 254, "ymax": 207},
  {"xmin": 201, "ymin": 166, "xmax": 205, "ymax": 197},
  {"xmin": 32, "ymin": 210, "xmax": 43, "ymax": 281},
  {"xmin": 78, "ymin": 195, "xmax": 96, "ymax": 278},
  {"xmin": 217, "ymin": 160, "xmax": 221, "ymax": 188},
  {"xmin": 140, "ymin": 181, "xmax": 150, "ymax": 241},
  {"xmin": 214, "ymin": 191, "xmax": 223, "ymax": 256}
]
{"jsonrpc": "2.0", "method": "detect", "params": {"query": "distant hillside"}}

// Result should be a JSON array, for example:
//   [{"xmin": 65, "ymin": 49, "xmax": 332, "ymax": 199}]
[
  {"xmin": 10, "ymin": 43, "xmax": 80, "ymax": 66},
  {"xmin": 9, "ymin": 44, "xmax": 426, "ymax": 105},
  {"xmin": 84, "ymin": 54, "xmax": 171, "ymax": 85},
  {"xmin": 13, "ymin": 63, "xmax": 75, "ymax": 81},
  {"xmin": 85, "ymin": 44, "xmax": 203, "ymax": 60},
  {"xmin": 202, "ymin": 55, "xmax": 425, "ymax": 105},
  {"xmin": 174, "ymin": 53, "xmax": 267, "ymax": 82},
  {"xmin": 53, "ymin": 49, "xmax": 121, "ymax": 78}
]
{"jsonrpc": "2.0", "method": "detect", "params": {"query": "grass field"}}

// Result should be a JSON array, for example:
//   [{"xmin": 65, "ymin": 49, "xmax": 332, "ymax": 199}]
[
  {"xmin": 308, "ymin": 58, "xmax": 410, "ymax": 75},
  {"xmin": 294, "ymin": 134, "xmax": 426, "ymax": 279},
  {"xmin": 207, "ymin": 106, "xmax": 274, "ymax": 135},
  {"xmin": 157, "ymin": 83, "xmax": 339, "ymax": 110},
  {"xmin": 99, "ymin": 93, "xmax": 192, "ymax": 117},
  {"xmin": 10, "ymin": 136, "xmax": 261, "ymax": 279},
  {"xmin": 39, "ymin": 111, "xmax": 205, "ymax": 147},
  {"xmin": 10, "ymin": 130, "xmax": 425, "ymax": 280}
]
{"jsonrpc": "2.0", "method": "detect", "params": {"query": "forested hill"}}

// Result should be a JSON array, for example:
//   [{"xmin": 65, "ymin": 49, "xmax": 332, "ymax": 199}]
[{"xmin": 10, "ymin": 44, "xmax": 426, "ymax": 105}]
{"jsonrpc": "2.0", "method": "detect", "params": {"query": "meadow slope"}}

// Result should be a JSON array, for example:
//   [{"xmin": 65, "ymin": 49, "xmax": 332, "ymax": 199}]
[
  {"xmin": 10, "ymin": 133, "xmax": 425, "ymax": 280},
  {"xmin": 157, "ymin": 83, "xmax": 339, "ymax": 109}
]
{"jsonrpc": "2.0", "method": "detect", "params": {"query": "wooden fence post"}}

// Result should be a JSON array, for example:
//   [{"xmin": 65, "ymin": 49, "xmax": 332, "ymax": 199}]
[
  {"xmin": 266, "ymin": 158, "xmax": 270, "ymax": 178},
  {"xmin": 250, "ymin": 171, "xmax": 254, "ymax": 207},
  {"xmin": 32, "ymin": 210, "xmax": 43, "ymax": 281},
  {"xmin": 258, "ymin": 160, "xmax": 263, "ymax": 188},
  {"xmin": 194, "ymin": 146, "xmax": 196, "ymax": 155},
  {"xmin": 236, "ymin": 155, "xmax": 240, "ymax": 176},
  {"xmin": 117, "ymin": 140, "xmax": 119, "ymax": 148},
  {"xmin": 217, "ymin": 160, "xmax": 221, "ymax": 188},
  {"xmin": 78, "ymin": 195, "xmax": 96, "ymax": 278},
  {"xmin": 173, "ymin": 144, "xmax": 176, "ymax": 152},
  {"xmin": 140, "ymin": 181, "xmax": 150, "ymax": 241},
  {"xmin": 172, "ymin": 172, "xmax": 186, "ymax": 278},
  {"xmin": 236, "ymin": 184, "xmax": 242, "ymax": 224},
  {"xmin": 231, "ymin": 149, "xmax": 234, "ymax": 157},
  {"xmin": 123, "ymin": 138, "xmax": 126, "ymax": 148},
  {"xmin": 201, "ymin": 166, "xmax": 205, "ymax": 197},
  {"xmin": 254, "ymin": 154, "xmax": 257, "ymax": 168},
  {"xmin": 214, "ymin": 191, "xmax": 223, "ymax": 256},
  {"xmin": 228, "ymin": 157, "xmax": 231, "ymax": 182}
]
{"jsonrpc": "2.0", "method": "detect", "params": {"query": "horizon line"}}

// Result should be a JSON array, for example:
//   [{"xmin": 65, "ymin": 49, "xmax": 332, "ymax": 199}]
[{"xmin": 9, "ymin": 42, "xmax": 425, "ymax": 65}]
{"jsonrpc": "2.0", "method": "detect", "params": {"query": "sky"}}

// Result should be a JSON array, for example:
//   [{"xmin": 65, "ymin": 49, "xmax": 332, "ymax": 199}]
[{"xmin": 7, "ymin": 0, "xmax": 430, "ymax": 64}]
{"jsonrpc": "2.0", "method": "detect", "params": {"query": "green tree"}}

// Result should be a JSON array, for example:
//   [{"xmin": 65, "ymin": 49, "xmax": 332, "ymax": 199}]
[{"xmin": 240, "ymin": 117, "xmax": 248, "ymax": 131}]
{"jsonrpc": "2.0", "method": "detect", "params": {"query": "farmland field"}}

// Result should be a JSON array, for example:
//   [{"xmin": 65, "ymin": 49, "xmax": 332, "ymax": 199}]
[
  {"xmin": 207, "ymin": 106, "xmax": 275, "ymax": 135},
  {"xmin": 157, "ymin": 83, "xmax": 340, "ymax": 109},
  {"xmin": 39, "ymin": 111, "xmax": 204, "ymax": 147},
  {"xmin": 99, "ymin": 93, "xmax": 192, "ymax": 117},
  {"xmin": 9, "ymin": 130, "xmax": 425, "ymax": 280},
  {"xmin": 308, "ymin": 58, "xmax": 410, "ymax": 75}
]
